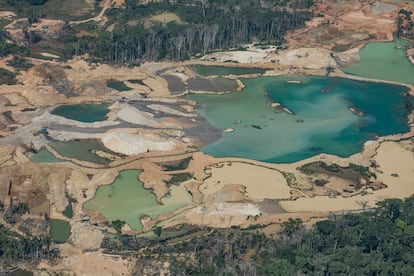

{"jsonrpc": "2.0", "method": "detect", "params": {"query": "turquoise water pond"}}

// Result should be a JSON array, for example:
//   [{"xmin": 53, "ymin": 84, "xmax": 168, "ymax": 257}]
[
  {"xmin": 343, "ymin": 40, "xmax": 414, "ymax": 85},
  {"xmin": 188, "ymin": 76, "xmax": 410, "ymax": 163},
  {"xmin": 84, "ymin": 170, "xmax": 192, "ymax": 230},
  {"xmin": 52, "ymin": 103, "xmax": 110, "ymax": 122}
]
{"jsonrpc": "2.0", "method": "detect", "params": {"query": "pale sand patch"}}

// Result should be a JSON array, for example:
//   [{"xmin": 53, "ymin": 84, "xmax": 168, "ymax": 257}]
[
  {"xmin": 150, "ymin": 12, "xmax": 183, "ymax": 24},
  {"xmin": 102, "ymin": 131, "xmax": 176, "ymax": 155},
  {"xmin": 280, "ymin": 141, "xmax": 414, "ymax": 212},
  {"xmin": 106, "ymin": 23, "xmax": 115, "ymax": 32},
  {"xmin": 147, "ymin": 104, "xmax": 196, "ymax": 117},
  {"xmin": 374, "ymin": 141, "xmax": 414, "ymax": 198},
  {"xmin": 139, "ymin": 161, "xmax": 170, "ymax": 202},
  {"xmin": 339, "ymin": 11, "xmax": 373, "ymax": 24},
  {"xmin": 206, "ymin": 202, "xmax": 262, "ymax": 216},
  {"xmin": 48, "ymin": 170, "xmax": 71, "ymax": 214},
  {"xmin": 279, "ymin": 48, "xmax": 336, "ymax": 69},
  {"xmin": 202, "ymin": 51, "xmax": 269, "ymax": 64},
  {"xmin": 117, "ymin": 106, "xmax": 156, "ymax": 126},
  {"xmin": 200, "ymin": 47, "xmax": 336, "ymax": 70},
  {"xmin": 40, "ymin": 52, "xmax": 60, "ymax": 59},
  {"xmin": 44, "ymin": 249, "xmax": 129, "ymax": 276},
  {"xmin": 0, "ymin": 11, "xmax": 16, "ymax": 19},
  {"xmin": 70, "ymin": 221, "xmax": 104, "ymax": 251},
  {"xmin": 0, "ymin": 55, "xmax": 15, "ymax": 72},
  {"xmin": 408, "ymin": 49, "xmax": 414, "ymax": 65},
  {"xmin": 201, "ymin": 162, "xmax": 291, "ymax": 201},
  {"xmin": 163, "ymin": 204, "xmax": 326, "ymax": 229}
]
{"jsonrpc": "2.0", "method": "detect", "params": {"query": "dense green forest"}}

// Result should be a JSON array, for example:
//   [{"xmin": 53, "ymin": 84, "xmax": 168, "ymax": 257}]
[
  {"xmin": 0, "ymin": 0, "xmax": 314, "ymax": 64},
  {"xmin": 7, "ymin": 0, "xmax": 313, "ymax": 65},
  {"xmin": 101, "ymin": 196, "xmax": 414, "ymax": 275},
  {"xmin": 59, "ymin": 0, "xmax": 314, "ymax": 64}
]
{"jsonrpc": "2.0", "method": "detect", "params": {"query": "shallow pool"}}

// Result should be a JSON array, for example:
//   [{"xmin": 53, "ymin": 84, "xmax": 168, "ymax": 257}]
[
  {"xmin": 50, "ymin": 219, "xmax": 71, "ymax": 243},
  {"xmin": 343, "ymin": 40, "xmax": 414, "ymax": 85},
  {"xmin": 84, "ymin": 170, "xmax": 192, "ymax": 230}
]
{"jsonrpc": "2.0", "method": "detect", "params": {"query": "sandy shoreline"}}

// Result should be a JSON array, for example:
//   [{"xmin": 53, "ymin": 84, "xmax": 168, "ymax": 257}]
[{"xmin": 0, "ymin": 1, "xmax": 413, "ymax": 274}]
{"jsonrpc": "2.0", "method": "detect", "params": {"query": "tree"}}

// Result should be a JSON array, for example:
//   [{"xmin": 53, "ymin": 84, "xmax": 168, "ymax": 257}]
[
  {"xmin": 280, "ymin": 218, "xmax": 304, "ymax": 245},
  {"xmin": 261, "ymin": 259, "xmax": 296, "ymax": 275},
  {"xmin": 316, "ymin": 220, "xmax": 336, "ymax": 235},
  {"xmin": 153, "ymin": 226, "xmax": 162, "ymax": 242},
  {"xmin": 110, "ymin": 220, "xmax": 125, "ymax": 235}
]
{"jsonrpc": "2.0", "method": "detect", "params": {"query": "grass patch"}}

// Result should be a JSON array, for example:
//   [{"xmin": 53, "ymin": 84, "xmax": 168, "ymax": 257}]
[
  {"xmin": 41, "ymin": 0, "xmax": 96, "ymax": 21},
  {"xmin": 298, "ymin": 161, "xmax": 377, "ymax": 190},
  {"xmin": 2, "ymin": 111, "xmax": 13, "ymax": 121},
  {"xmin": 7, "ymin": 56, "xmax": 33, "ymax": 70},
  {"xmin": 0, "ymin": 18, "xmax": 12, "ymax": 30},
  {"xmin": 0, "ymin": 68, "xmax": 16, "ymax": 85},
  {"xmin": 166, "ymin": 173, "xmax": 193, "ymax": 186},
  {"xmin": 281, "ymin": 172, "xmax": 298, "ymax": 188},
  {"xmin": 149, "ymin": 12, "xmax": 183, "ymax": 24},
  {"xmin": 299, "ymin": 162, "xmax": 341, "ymax": 175},
  {"xmin": 160, "ymin": 157, "xmax": 192, "ymax": 171},
  {"xmin": 128, "ymin": 79, "xmax": 146, "ymax": 85},
  {"xmin": 314, "ymin": 179, "xmax": 329, "ymax": 187},
  {"xmin": 349, "ymin": 163, "xmax": 377, "ymax": 179}
]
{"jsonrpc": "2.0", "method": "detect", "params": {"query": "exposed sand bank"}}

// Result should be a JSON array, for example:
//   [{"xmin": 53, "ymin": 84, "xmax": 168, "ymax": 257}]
[
  {"xmin": 0, "ymin": 1, "xmax": 413, "ymax": 274},
  {"xmin": 279, "ymin": 140, "xmax": 414, "ymax": 212},
  {"xmin": 201, "ymin": 162, "xmax": 291, "ymax": 201},
  {"xmin": 102, "ymin": 131, "xmax": 177, "ymax": 155}
]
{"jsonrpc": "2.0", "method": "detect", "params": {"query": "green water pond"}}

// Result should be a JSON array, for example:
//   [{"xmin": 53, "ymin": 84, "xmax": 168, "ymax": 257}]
[
  {"xmin": 106, "ymin": 80, "xmax": 132, "ymax": 91},
  {"xmin": 343, "ymin": 39, "xmax": 414, "ymax": 85},
  {"xmin": 51, "ymin": 103, "xmax": 110, "ymax": 123},
  {"xmin": 84, "ymin": 170, "xmax": 192, "ymax": 230},
  {"xmin": 188, "ymin": 75, "xmax": 411, "ymax": 163},
  {"xmin": 191, "ymin": 65, "xmax": 266, "ymax": 76},
  {"xmin": 48, "ymin": 139, "xmax": 114, "ymax": 165},
  {"xmin": 30, "ymin": 148, "xmax": 64, "ymax": 163},
  {"xmin": 62, "ymin": 202, "xmax": 73, "ymax": 218},
  {"xmin": 50, "ymin": 219, "xmax": 71, "ymax": 243}
]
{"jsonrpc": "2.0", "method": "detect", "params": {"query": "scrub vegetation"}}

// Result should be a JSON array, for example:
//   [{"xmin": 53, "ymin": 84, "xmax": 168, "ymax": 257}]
[{"xmin": 103, "ymin": 196, "xmax": 414, "ymax": 275}]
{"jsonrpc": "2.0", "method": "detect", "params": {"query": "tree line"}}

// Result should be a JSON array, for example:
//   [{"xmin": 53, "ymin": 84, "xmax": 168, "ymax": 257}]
[
  {"xmin": 0, "ymin": 225, "xmax": 56, "ymax": 267},
  {"xmin": 102, "ymin": 196, "xmax": 414, "ymax": 275},
  {"xmin": 397, "ymin": 9, "xmax": 413, "ymax": 39},
  {"xmin": 60, "ymin": 0, "xmax": 314, "ymax": 64}
]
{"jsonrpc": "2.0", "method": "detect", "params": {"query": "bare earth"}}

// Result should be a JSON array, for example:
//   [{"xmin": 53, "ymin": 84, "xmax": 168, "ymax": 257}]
[{"xmin": 0, "ymin": 0, "xmax": 413, "ymax": 275}]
